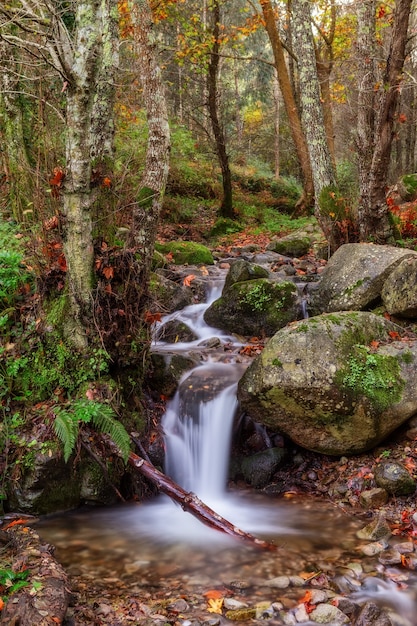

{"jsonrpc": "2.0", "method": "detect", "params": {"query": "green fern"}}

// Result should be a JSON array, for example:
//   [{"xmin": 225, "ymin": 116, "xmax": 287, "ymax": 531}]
[
  {"xmin": 53, "ymin": 409, "xmax": 79, "ymax": 462},
  {"xmin": 53, "ymin": 400, "xmax": 131, "ymax": 463}
]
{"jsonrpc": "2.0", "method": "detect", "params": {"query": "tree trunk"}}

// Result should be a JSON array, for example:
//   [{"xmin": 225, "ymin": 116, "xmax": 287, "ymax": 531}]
[
  {"xmin": 207, "ymin": 0, "xmax": 234, "ymax": 219},
  {"xmin": 291, "ymin": 0, "xmax": 339, "ymax": 252},
  {"xmin": 61, "ymin": 0, "xmax": 108, "ymax": 349},
  {"xmin": 356, "ymin": 0, "xmax": 413, "ymax": 243},
  {"xmin": 260, "ymin": 0, "xmax": 314, "ymax": 211},
  {"xmin": 0, "ymin": 39, "xmax": 33, "ymax": 222},
  {"xmin": 129, "ymin": 0, "xmax": 171, "ymax": 283}
]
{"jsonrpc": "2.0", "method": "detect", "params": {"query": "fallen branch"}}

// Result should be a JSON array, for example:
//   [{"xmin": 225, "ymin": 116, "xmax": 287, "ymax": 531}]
[{"xmin": 126, "ymin": 449, "xmax": 277, "ymax": 551}]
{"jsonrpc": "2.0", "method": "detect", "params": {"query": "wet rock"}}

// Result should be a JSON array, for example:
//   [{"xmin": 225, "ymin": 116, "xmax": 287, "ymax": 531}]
[
  {"xmin": 267, "ymin": 234, "xmax": 311, "ymax": 258},
  {"xmin": 356, "ymin": 515, "xmax": 392, "ymax": 542},
  {"xmin": 223, "ymin": 259, "xmax": 269, "ymax": 291},
  {"xmin": 332, "ymin": 597, "xmax": 361, "ymax": 619},
  {"xmin": 223, "ymin": 598, "xmax": 248, "ymax": 610},
  {"xmin": 354, "ymin": 601, "xmax": 394, "ymax": 626},
  {"xmin": 225, "ymin": 607, "xmax": 257, "ymax": 621},
  {"xmin": 148, "ymin": 353, "xmax": 198, "ymax": 398},
  {"xmin": 378, "ymin": 548, "xmax": 402, "ymax": 565},
  {"xmin": 241, "ymin": 448, "xmax": 288, "ymax": 488},
  {"xmin": 156, "ymin": 319, "xmax": 198, "ymax": 343},
  {"xmin": 151, "ymin": 272, "xmax": 194, "ymax": 313},
  {"xmin": 360, "ymin": 488, "xmax": 389, "ymax": 509},
  {"xmin": 264, "ymin": 576, "xmax": 291, "ymax": 589},
  {"xmin": 204, "ymin": 278, "xmax": 299, "ymax": 337},
  {"xmin": 309, "ymin": 603, "xmax": 349, "ymax": 624},
  {"xmin": 374, "ymin": 461, "xmax": 416, "ymax": 496},
  {"xmin": 360, "ymin": 541, "xmax": 389, "ymax": 557}
]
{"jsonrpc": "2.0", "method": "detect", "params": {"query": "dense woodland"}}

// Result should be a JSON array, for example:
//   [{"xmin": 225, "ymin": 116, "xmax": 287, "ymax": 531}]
[{"xmin": 0, "ymin": 0, "xmax": 417, "ymax": 488}]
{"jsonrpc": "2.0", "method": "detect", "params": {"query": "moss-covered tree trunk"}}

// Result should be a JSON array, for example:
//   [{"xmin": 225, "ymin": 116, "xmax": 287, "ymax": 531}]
[
  {"xmin": 207, "ymin": 0, "xmax": 234, "ymax": 219},
  {"xmin": 356, "ymin": 0, "xmax": 412, "ymax": 243},
  {"xmin": 291, "ymin": 0, "xmax": 339, "ymax": 252},
  {"xmin": 0, "ymin": 39, "xmax": 33, "ymax": 222},
  {"xmin": 129, "ymin": 0, "xmax": 171, "ymax": 280},
  {"xmin": 62, "ymin": 0, "xmax": 117, "ymax": 349},
  {"xmin": 260, "ymin": 0, "xmax": 314, "ymax": 212}
]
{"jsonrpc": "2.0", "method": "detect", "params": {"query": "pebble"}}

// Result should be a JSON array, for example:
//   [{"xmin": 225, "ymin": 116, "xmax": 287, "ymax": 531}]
[
  {"xmin": 309, "ymin": 603, "xmax": 350, "ymax": 624},
  {"xmin": 223, "ymin": 598, "xmax": 248, "ymax": 610},
  {"xmin": 265, "ymin": 576, "xmax": 291, "ymax": 588},
  {"xmin": 360, "ymin": 541, "xmax": 388, "ymax": 556},
  {"xmin": 377, "ymin": 548, "xmax": 402, "ymax": 565}
]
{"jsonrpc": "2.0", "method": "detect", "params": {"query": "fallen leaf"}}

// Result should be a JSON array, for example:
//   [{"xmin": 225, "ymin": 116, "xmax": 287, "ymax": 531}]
[
  {"xmin": 3, "ymin": 519, "xmax": 29, "ymax": 530},
  {"xmin": 183, "ymin": 274, "xmax": 196, "ymax": 287},
  {"xmin": 102, "ymin": 266, "xmax": 114, "ymax": 280},
  {"xmin": 207, "ymin": 598, "xmax": 223, "ymax": 614},
  {"xmin": 0, "ymin": 598, "xmax": 4, "ymax": 611},
  {"xmin": 144, "ymin": 310, "xmax": 162, "ymax": 324},
  {"xmin": 203, "ymin": 589, "xmax": 224, "ymax": 599}
]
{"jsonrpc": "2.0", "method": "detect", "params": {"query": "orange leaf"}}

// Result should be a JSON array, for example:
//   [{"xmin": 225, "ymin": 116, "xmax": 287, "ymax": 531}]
[
  {"xmin": 299, "ymin": 590, "xmax": 313, "ymax": 605},
  {"xmin": 370, "ymin": 340, "xmax": 380, "ymax": 349},
  {"xmin": 144, "ymin": 310, "xmax": 162, "ymax": 324},
  {"xmin": 102, "ymin": 177, "xmax": 112, "ymax": 188},
  {"xmin": 203, "ymin": 589, "xmax": 223, "ymax": 599},
  {"xmin": 49, "ymin": 167, "xmax": 65, "ymax": 187},
  {"xmin": 3, "ymin": 518, "xmax": 29, "ymax": 530},
  {"xmin": 102, "ymin": 266, "xmax": 114, "ymax": 280},
  {"xmin": 57, "ymin": 254, "xmax": 67, "ymax": 272},
  {"xmin": 0, "ymin": 598, "xmax": 4, "ymax": 611},
  {"xmin": 105, "ymin": 284, "xmax": 112, "ymax": 294},
  {"xmin": 183, "ymin": 274, "xmax": 196, "ymax": 287},
  {"xmin": 389, "ymin": 330, "xmax": 400, "ymax": 339}
]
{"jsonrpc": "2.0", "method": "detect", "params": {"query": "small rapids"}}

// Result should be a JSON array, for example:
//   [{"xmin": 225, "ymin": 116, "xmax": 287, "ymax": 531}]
[{"xmin": 36, "ymin": 269, "xmax": 417, "ymax": 625}]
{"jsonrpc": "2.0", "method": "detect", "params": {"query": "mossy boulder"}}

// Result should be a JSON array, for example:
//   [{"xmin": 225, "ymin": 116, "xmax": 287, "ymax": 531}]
[
  {"xmin": 204, "ymin": 278, "xmax": 299, "ymax": 337},
  {"xmin": 267, "ymin": 234, "xmax": 311, "ymax": 258},
  {"xmin": 223, "ymin": 259, "xmax": 269, "ymax": 292},
  {"xmin": 149, "ymin": 272, "xmax": 194, "ymax": 313},
  {"xmin": 147, "ymin": 353, "xmax": 198, "ymax": 398},
  {"xmin": 238, "ymin": 312, "xmax": 417, "ymax": 455},
  {"xmin": 381, "ymin": 256, "xmax": 417, "ymax": 318},
  {"xmin": 155, "ymin": 241, "xmax": 214, "ymax": 265},
  {"xmin": 309, "ymin": 243, "xmax": 417, "ymax": 315}
]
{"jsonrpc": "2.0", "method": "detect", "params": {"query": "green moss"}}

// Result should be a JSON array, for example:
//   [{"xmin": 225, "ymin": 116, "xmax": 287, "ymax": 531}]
[
  {"xmin": 401, "ymin": 350, "xmax": 414, "ymax": 364},
  {"xmin": 336, "ymin": 345, "xmax": 404, "ymax": 411},
  {"xmin": 341, "ymin": 278, "xmax": 366, "ymax": 297},
  {"xmin": 155, "ymin": 241, "xmax": 214, "ymax": 265},
  {"xmin": 272, "ymin": 358, "xmax": 282, "ymax": 367}
]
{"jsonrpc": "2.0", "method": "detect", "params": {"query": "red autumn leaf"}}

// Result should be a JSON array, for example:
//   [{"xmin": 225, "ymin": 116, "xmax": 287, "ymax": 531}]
[
  {"xmin": 183, "ymin": 274, "xmax": 196, "ymax": 287},
  {"xmin": 102, "ymin": 177, "xmax": 112, "ymax": 188},
  {"xmin": 95, "ymin": 258, "xmax": 102, "ymax": 270},
  {"xmin": 0, "ymin": 598, "xmax": 4, "ymax": 611},
  {"xmin": 102, "ymin": 266, "xmax": 114, "ymax": 280},
  {"xmin": 3, "ymin": 518, "xmax": 29, "ymax": 530},
  {"xmin": 117, "ymin": 309, "xmax": 126, "ymax": 316},
  {"xmin": 384, "ymin": 312, "xmax": 392, "ymax": 320},
  {"xmin": 144, "ymin": 310, "xmax": 162, "ymax": 324},
  {"xmin": 105, "ymin": 284, "xmax": 112, "ymax": 294},
  {"xmin": 49, "ymin": 167, "xmax": 65, "ymax": 187},
  {"xmin": 389, "ymin": 330, "xmax": 400, "ymax": 339},
  {"xmin": 398, "ymin": 113, "xmax": 407, "ymax": 124},
  {"xmin": 57, "ymin": 254, "xmax": 67, "ymax": 271},
  {"xmin": 370, "ymin": 340, "xmax": 380, "ymax": 349},
  {"xmin": 377, "ymin": 5, "xmax": 386, "ymax": 18}
]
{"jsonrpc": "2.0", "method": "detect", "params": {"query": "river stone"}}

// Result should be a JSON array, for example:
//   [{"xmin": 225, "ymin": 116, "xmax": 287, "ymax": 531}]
[
  {"xmin": 381, "ymin": 256, "xmax": 417, "ymax": 318},
  {"xmin": 238, "ymin": 311, "xmax": 417, "ymax": 455},
  {"xmin": 204, "ymin": 278, "xmax": 299, "ymax": 337},
  {"xmin": 356, "ymin": 515, "xmax": 392, "ymax": 541},
  {"xmin": 354, "ymin": 601, "xmax": 394, "ymax": 626},
  {"xmin": 309, "ymin": 603, "xmax": 349, "ymax": 624},
  {"xmin": 359, "ymin": 488, "xmax": 388, "ymax": 509},
  {"xmin": 241, "ymin": 447, "xmax": 288, "ymax": 488},
  {"xmin": 223, "ymin": 259, "xmax": 269, "ymax": 292},
  {"xmin": 150, "ymin": 272, "xmax": 194, "ymax": 313},
  {"xmin": 267, "ymin": 234, "xmax": 311, "ymax": 257},
  {"xmin": 374, "ymin": 461, "xmax": 416, "ymax": 495},
  {"xmin": 309, "ymin": 243, "xmax": 417, "ymax": 315}
]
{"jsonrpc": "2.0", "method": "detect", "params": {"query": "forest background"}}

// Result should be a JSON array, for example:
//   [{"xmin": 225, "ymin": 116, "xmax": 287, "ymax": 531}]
[{"xmin": 0, "ymin": 0, "xmax": 417, "ymax": 491}]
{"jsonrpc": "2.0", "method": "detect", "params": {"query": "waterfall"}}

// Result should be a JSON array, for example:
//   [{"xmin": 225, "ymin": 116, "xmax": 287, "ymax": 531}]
[{"xmin": 162, "ymin": 363, "xmax": 241, "ymax": 500}]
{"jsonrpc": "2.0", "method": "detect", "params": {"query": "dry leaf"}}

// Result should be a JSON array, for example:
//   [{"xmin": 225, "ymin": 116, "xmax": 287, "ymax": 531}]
[
  {"xmin": 183, "ymin": 274, "xmax": 196, "ymax": 287},
  {"xmin": 207, "ymin": 598, "xmax": 223, "ymax": 614}
]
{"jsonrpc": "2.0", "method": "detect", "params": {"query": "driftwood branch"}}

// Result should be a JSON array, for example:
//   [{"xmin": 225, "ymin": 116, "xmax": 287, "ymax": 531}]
[{"xmin": 126, "ymin": 449, "xmax": 277, "ymax": 551}]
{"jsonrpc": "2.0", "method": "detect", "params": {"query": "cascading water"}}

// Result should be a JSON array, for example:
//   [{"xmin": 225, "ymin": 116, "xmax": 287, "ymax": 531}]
[{"xmin": 34, "ymin": 267, "xmax": 417, "ymax": 625}]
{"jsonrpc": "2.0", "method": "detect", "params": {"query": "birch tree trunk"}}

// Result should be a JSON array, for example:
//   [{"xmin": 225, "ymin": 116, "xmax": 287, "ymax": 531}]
[
  {"xmin": 356, "ymin": 0, "xmax": 413, "ymax": 243},
  {"xmin": 129, "ymin": 0, "xmax": 171, "ymax": 282},
  {"xmin": 291, "ymin": 0, "xmax": 339, "ymax": 252},
  {"xmin": 62, "ymin": 0, "xmax": 110, "ymax": 349}
]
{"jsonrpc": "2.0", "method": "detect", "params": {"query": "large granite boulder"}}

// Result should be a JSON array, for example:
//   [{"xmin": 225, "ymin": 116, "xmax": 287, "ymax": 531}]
[
  {"xmin": 381, "ymin": 256, "xmax": 417, "ymax": 318},
  {"xmin": 238, "ymin": 312, "xmax": 417, "ymax": 455},
  {"xmin": 309, "ymin": 244, "xmax": 417, "ymax": 314}
]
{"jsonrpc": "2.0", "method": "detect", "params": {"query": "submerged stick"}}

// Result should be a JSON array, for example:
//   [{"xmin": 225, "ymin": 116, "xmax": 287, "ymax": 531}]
[{"xmin": 127, "ymin": 450, "xmax": 277, "ymax": 551}]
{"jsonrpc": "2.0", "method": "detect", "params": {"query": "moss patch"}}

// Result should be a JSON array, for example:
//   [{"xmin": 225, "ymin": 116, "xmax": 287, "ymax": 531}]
[
  {"xmin": 337, "ymin": 345, "xmax": 404, "ymax": 411},
  {"xmin": 155, "ymin": 241, "xmax": 214, "ymax": 265}
]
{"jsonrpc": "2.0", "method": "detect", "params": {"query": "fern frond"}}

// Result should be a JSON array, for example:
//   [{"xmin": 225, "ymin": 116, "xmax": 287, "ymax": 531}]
[
  {"xmin": 53, "ymin": 410, "xmax": 79, "ymax": 462},
  {"xmin": 90, "ymin": 407, "xmax": 131, "ymax": 463}
]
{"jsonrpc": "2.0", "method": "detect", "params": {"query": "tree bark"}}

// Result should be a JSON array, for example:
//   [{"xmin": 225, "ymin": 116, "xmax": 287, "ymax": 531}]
[
  {"xmin": 291, "ymin": 0, "xmax": 338, "ymax": 251},
  {"xmin": 207, "ymin": 0, "xmax": 234, "ymax": 219},
  {"xmin": 129, "ymin": 0, "xmax": 171, "ymax": 282},
  {"xmin": 127, "ymin": 450, "xmax": 277, "ymax": 550},
  {"xmin": 0, "ymin": 39, "xmax": 33, "ymax": 222},
  {"xmin": 356, "ymin": 0, "xmax": 413, "ymax": 243},
  {"xmin": 260, "ymin": 0, "xmax": 314, "ymax": 211}
]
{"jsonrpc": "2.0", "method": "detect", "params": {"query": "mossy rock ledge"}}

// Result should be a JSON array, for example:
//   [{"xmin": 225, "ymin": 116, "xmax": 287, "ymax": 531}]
[{"xmin": 237, "ymin": 311, "xmax": 417, "ymax": 455}]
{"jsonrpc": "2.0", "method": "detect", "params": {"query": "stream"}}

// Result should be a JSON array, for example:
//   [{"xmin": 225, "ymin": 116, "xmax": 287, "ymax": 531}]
[{"xmin": 36, "ymin": 268, "xmax": 417, "ymax": 625}]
